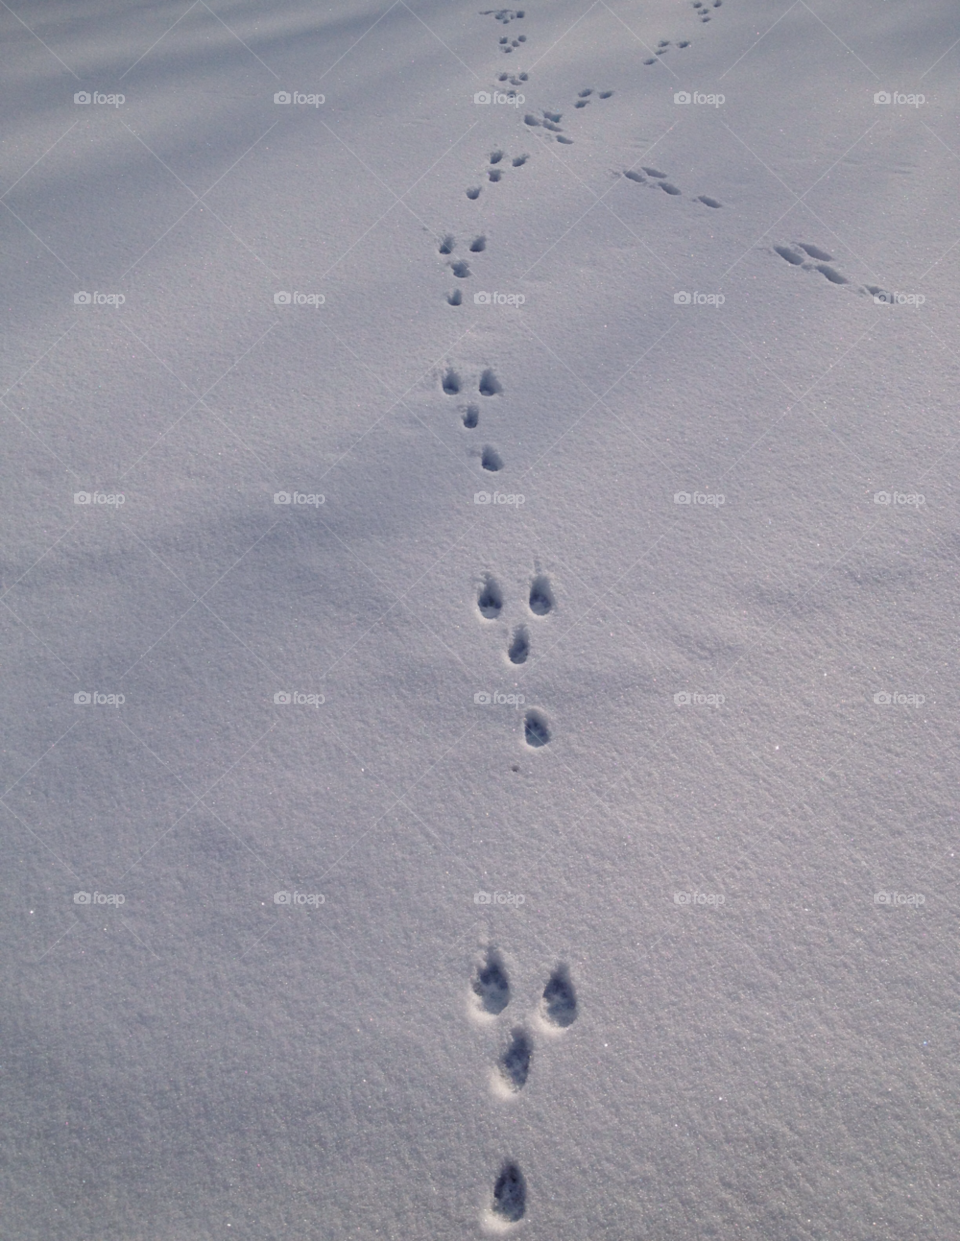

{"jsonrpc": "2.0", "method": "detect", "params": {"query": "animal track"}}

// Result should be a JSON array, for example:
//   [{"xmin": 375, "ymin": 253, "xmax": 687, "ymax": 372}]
[
  {"xmin": 507, "ymin": 627, "xmax": 529, "ymax": 665},
  {"xmin": 462, "ymin": 403, "xmax": 479, "ymax": 428},
  {"xmin": 541, "ymin": 965, "xmax": 577, "ymax": 1028},
  {"xmin": 478, "ymin": 574, "xmax": 503, "ymax": 618},
  {"xmin": 620, "ymin": 166, "xmax": 723, "ymax": 208},
  {"xmin": 481, "ymin": 445, "xmax": 504, "ymax": 472},
  {"xmin": 524, "ymin": 709, "xmax": 550, "ymax": 748},
  {"xmin": 447, "ymin": 289, "xmax": 462, "ymax": 306},
  {"xmin": 492, "ymin": 1162, "xmax": 526, "ymax": 1223},
  {"xmin": 528, "ymin": 574, "xmax": 553, "ymax": 615},
  {"xmin": 442, "ymin": 368, "xmax": 461, "ymax": 395},
  {"xmin": 774, "ymin": 243, "xmax": 850, "ymax": 285},
  {"xmin": 472, "ymin": 947, "xmax": 510, "ymax": 1014},
  {"xmin": 497, "ymin": 1027, "xmax": 532, "ymax": 1091},
  {"xmin": 479, "ymin": 367, "xmax": 502, "ymax": 396},
  {"xmin": 466, "ymin": 146, "xmax": 529, "ymax": 198}
]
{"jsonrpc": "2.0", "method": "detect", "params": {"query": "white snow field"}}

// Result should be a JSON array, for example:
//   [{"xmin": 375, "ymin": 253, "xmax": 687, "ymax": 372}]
[{"xmin": 2, "ymin": 0, "xmax": 959, "ymax": 1236}]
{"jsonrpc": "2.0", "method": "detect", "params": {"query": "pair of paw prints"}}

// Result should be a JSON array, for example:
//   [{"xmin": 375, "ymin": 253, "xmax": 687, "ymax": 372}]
[
  {"xmin": 620, "ymin": 165, "xmax": 722, "ymax": 209},
  {"xmin": 523, "ymin": 93, "xmax": 613, "ymax": 145},
  {"xmin": 773, "ymin": 241, "xmax": 849, "ymax": 285},
  {"xmin": 472, "ymin": 950, "xmax": 578, "ymax": 1225},
  {"xmin": 466, "ymin": 150, "xmax": 528, "ymax": 200},
  {"xmin": 440, "ymin": 233, "xmax": 486, "ymax": 304},
  {"xmin": 642, "ymin": 38, "xmax": 692, "ymax": 65}
]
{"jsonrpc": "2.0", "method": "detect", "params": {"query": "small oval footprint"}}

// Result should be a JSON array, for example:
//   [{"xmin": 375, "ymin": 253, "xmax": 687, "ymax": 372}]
[
  {"xmin": 491, "ymin": 1162, "xmax": 526, "ymax": 1224},
  {"xmin": 497, "ymin": 1027, "xmax": 532, "ymax": 1092},
  {"xmin": 523, "ymin": 709, "xmax": 550, "ymax": 748},
  {"xmin": 528, "ymin": 574, "xmax": 553, "ymax": 615},
  {"xmin": 507, "ymin": 627, "xmax": 529, "ymax": 665},
  {"xmin": 478, "ymin": 575, "xmax": 503, "ymax": 619},
  {"xmin": 541, "ymin": 965, "xmax": 577, "ymax": 1028},
  {"xmin": 472, "ymin": 947, "xmax": 510, "ymax": 1015}
]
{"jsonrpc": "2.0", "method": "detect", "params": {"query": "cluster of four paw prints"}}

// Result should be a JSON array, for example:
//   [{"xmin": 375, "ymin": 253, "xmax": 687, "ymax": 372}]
[
  {"xmin": 472, "ymin": 949, "xmax": 578, "ymax": 1224},
  {"xmin": 478, "ymin": 572, "xmax": 553, "ymax": 748}
]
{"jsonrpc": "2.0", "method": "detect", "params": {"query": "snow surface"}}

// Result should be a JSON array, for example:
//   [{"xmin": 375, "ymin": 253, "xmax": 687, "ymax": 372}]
[{"xmin": 2, "ymin": 0, "xmax": 960, "ymax": 1237}]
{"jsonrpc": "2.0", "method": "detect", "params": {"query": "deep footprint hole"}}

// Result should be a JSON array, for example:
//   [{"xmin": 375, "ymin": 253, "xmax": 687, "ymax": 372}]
[
  {"xmin": 524, "ymin": 709, "xmax": 550, "ymax": 748},
  {"xmin": 492, "ymin": 1164, "xmax": 526, "ymax": 1223},
  {"xmin": 481, "ymin": 446, "xmax": 503, "ymax": 472},
  {"xmin": 478, "ymin": 575, "xmax": 503, "ymax": 619},
  {"xmin": 541, "ymin": 965, "xmax": 577, "ymax": 1027},
  {"xmin": 442, "ymin": 368, "xmax": 461, "ymax": 395},
  {"xmin": 462, "ymin": 404, "xmax": 479, "ymax": 428},
  {"xmin": 528, "ymin": 574, "xmax": 553, "ymax": 615},
  {"xmin": 479, "ymin": 368, "xmax": 502, "ymax": 396},
  {"xmin": 498, "ymin": 1029, "xmax": 532, "ymax": 1091},
  {"xmin": 472, "ymin": 948, "xmax": 509, "ymax": 1014},
  {"xmin": 508, "ymin": 627, "xmax": 529, "ymax": 665}
]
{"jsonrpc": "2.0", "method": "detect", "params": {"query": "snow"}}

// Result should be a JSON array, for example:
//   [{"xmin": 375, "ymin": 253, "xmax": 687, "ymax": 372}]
[{"xmin": 2, "ymin": 0, "xmax": 959, "ymax": 1236}]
